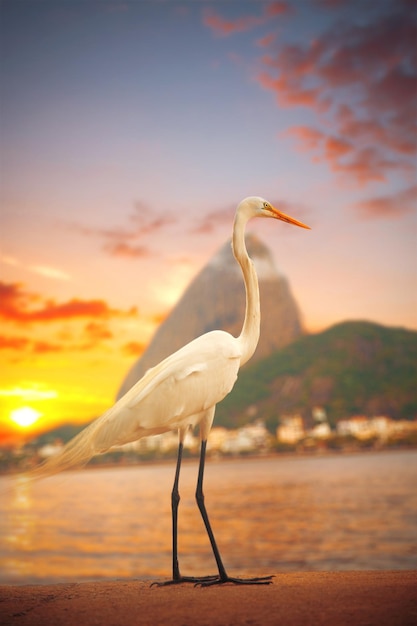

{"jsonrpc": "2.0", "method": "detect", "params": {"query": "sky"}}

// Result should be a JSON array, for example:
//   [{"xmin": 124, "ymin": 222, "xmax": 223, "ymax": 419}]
[{"xmin": 0, "ymin": 0, "xmax": 416, "ymax": 443}]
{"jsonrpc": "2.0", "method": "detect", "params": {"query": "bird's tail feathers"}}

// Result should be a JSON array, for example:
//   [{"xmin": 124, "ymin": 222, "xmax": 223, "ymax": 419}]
[{"xmin": 26, "ymin": 419, "xmax": 106, "ymax": 481}]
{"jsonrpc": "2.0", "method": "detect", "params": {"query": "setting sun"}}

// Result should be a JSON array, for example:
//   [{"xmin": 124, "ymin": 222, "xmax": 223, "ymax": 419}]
[{"xmin": 10, "ymin": 407, "xmax": 42, "ymax": 428}]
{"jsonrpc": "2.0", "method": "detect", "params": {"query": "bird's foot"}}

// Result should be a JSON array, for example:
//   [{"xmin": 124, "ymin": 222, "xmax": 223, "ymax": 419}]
[
  {"xmin": 151, "ymin": 574, "xmax": 219, "ymax": 587},
  {"xmin": 195, "ymin": 574, "xmax": 274, "ymax": 587}
]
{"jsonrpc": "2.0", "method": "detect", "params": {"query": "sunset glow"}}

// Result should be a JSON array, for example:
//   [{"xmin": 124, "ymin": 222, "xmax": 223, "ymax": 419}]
[
  {"xmin": 10, "ymin": 407, "xmax": 42, "ymax": 429},
  {"xmin": 1, "ymin": 0, "xmax": 415, "ymax": 444}
]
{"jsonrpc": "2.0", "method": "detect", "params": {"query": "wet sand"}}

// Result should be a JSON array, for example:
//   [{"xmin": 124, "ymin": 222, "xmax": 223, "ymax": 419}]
[{"xmin": 1, "ymin": 571, "xmax": 416, "ymax": 626}]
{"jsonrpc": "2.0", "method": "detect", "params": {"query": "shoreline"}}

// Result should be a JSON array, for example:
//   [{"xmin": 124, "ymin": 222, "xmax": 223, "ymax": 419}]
[
  {"xmin": 2, "ymin": 444, "xmax": 416, "ymax": 478},
  {"xmin": 1, "ymin": 571, "xmax": 416, "ymax": 626}
]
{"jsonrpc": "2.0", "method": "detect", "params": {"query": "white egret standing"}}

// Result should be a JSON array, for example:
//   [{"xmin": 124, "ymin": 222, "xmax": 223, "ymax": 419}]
[{"xmin": 32, "ymin": 196, "xmax": 310, "ymax": 586}]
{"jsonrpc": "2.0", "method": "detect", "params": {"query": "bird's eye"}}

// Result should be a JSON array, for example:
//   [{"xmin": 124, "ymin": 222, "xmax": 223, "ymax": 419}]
[{"xmin": 263, "ymin": 202, "xmax": 270, "ymax": 210}]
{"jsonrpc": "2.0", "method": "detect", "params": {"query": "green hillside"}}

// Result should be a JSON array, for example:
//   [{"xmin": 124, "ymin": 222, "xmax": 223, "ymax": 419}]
[
  {"xmin": 214, "ymin": 321, "xmax": 417, "ymax": 431},
  {"xmin": 33, "ymin": 321, "xmax": 417, "ymax": 446}
]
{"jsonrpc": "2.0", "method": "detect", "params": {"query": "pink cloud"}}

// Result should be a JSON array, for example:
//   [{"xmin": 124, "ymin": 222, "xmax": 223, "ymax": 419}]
[
  {"xmin": 203, "ymin": 8, "xmax": 263, "ymax": 36},
  {"xmin": 285, "ymin": 123, "xmax": 411, "ymax": 185},
  {"xmin": 103, "ymin": 242, "xmax": 150, "ymax": 258},
  {"xmin": 256, "ymin": 34, "xmax": 276, "ymax": 48},
  {"xmin": 336, "ymin": 105, "xmax": 416, "ymax": 158},
  {"xmin": 258, "ymin": 70, "xmax": 320, "ymax": 108},
  {"xmin": 69, "ymin": 201, "xmax": 175, "ymax": 258},
  {"xmin": 203, "ymin": 2, "xmax": 293, "ymax": 37},
  {"xmin": 256, "ymin": 2, "xmax": 416, "ymax": 185},
  {"xmin": 314, "ymin": 0, "xmax": 349, "ymax": 7},
  {"xmin": 265, "ymin": 2, "xmax": 295, "ymax": 18},
  {"xmin": 354, "ymin": 184, "xmax": 417, "ymax": 219},
  {"xmin": 191, "ymin": 206, "xmax": 235, "ymax": 235},
  {"xmin": 324, "ymin": 136, "xmax": 353, "ymax": 165},
  {"xmin": 285, "ymin": 125, "xmax": 325, "ymax": 151}
]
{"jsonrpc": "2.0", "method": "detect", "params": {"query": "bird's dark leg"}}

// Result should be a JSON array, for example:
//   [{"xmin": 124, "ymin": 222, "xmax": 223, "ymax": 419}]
[
  {"xmin": 194, "ymin": 439, "xmax": 273, "ymax": 587},
  {"xmin": 151, "ymin": 439, "xmax": 217, "ymax": 586},
  {"xmin": 171, "ymin": 440, "xmax": 183, "ymax": 581},
  {"xmin": 195, "ymin": 439, "xmax": 227, "ymax": 581}
]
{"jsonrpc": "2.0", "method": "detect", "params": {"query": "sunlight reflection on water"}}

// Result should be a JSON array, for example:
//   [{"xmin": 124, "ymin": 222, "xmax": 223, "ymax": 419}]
[{"xmin": 1, "ymin": 450, "xmax": 416, "ymax": 584}]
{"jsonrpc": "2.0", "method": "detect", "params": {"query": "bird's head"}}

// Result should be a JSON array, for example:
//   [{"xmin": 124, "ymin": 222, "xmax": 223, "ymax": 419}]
[{"xmin": 238, "ymin": 196, "xmax": 310, "ymax": 229}]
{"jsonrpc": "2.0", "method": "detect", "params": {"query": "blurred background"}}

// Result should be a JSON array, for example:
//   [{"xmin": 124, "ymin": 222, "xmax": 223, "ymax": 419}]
[{"xmin": 0, "ymin": 0, "xmax": 416, "ymax": 584}]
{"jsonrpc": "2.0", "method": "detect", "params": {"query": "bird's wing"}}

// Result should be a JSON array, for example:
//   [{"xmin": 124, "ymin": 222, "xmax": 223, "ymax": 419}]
[
  {"xmin": 29, "ymin": 331, "xmax": 242, "ymax": 477},
  {"xmin": 79, "ymin": 331, "xmax": 241, "ymax": 449},
  {"xmin": 125, "ymin": 329, "xmax": 242, "ymax": 417}
]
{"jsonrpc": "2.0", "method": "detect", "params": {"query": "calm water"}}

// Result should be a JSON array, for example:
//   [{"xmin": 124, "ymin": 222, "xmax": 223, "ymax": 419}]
[{"xmin": 1, "ymin": 451, "xmax": 416, "ymax": 584}]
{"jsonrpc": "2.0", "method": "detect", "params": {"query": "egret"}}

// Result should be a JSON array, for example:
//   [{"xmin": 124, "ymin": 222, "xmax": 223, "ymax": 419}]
[{"xmin": 32, "ymin": 196, "xmax": 310, "ymax": 586}]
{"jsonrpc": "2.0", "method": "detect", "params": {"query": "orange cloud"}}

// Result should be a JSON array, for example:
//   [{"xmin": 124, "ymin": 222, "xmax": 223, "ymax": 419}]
[
  {"xmin": 122, "ymin": 340, "xmax": 146, "ymax": 357},
  {"xmin": 1, "ymin": 323, "xmax": 117, "ymax": 356},
  {"xmin": 0, "ymin": 281, "xmax": 137, "ymax": 324},
  {"xmin": 354, "ymin": 184, "xmax": 417, "ymax": 219},
  {"xmin": 0, "ymin": 333, "xmax": 64, "ymax": 354},
  {"xmin": 84, "ymin": 322, "xmax": 113, "ymax": 341},
  {"xmin": 32, "ymin": 340, "xmax": 64, "ymax": 354},
  {"xmin": 0, "ymin": 335, "xmax": 30, "ymax": 350}
]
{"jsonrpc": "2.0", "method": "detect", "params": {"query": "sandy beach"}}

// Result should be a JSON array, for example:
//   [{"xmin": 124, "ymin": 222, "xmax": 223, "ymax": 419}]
[{"xmin": 1, "ymin": 571, "xmax": 416, "ymax": 626}]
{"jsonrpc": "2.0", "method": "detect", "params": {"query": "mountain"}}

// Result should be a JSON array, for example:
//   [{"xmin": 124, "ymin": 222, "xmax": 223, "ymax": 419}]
[
  {"xmin": 214, "ymin": 321, "xmax": 417, "ymax": 430},
  {"xmin": 117, "ymin": 233, "xmax": 304, "ymax": 397}
]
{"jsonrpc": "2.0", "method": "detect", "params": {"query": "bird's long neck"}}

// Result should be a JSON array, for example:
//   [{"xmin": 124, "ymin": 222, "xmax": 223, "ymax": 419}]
[{"xmin": 233, "ymin": 211, "xmax": 261, "ymax": 366}]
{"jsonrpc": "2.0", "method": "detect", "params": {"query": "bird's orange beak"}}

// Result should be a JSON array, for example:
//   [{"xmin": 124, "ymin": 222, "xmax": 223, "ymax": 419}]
[{"xmin": 270, "ymin": 206, "xmax": 310, "ymax": 230}]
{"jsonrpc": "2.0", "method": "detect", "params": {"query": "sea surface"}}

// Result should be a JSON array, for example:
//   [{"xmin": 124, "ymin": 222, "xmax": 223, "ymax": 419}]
[{"xmin": 1, "ymin": 450, "xmax": 416, "ymax": 585}]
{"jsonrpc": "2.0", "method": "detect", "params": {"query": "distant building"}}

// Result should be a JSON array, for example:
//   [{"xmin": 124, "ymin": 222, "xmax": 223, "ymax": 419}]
[
  {"xmin": 210, "ymin": 421, "xmax": 270, "ymax": 454},
  {"xmin": 337, "ymin": 416, "xmax": 373, "ymax": 440},
  {"xmin": 277, "ymin": 415, "xmax": 305, "ymax": 444},
  {"xmin": 118, "ymin": 429, "xmax": 198, "ymax": 454},
  {"xmin": 38, "ymin": 441, "xmax": 64, "ymax": 458},
  {"xmin": 310, "ymin": 422, "xmax": 331, "ymax": 439},
  {"xmin": 335, "ymin": 415, "xmax": 417, "ymax": 441},
  {"xmin": 207, "ymin": 427, "xmax": 229, "ymax": 452}
]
